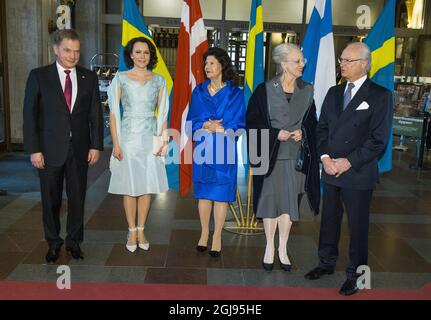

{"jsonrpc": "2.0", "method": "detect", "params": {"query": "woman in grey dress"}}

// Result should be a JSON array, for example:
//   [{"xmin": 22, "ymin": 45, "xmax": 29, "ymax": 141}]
[{"xmin": 246, "ymin": 43, "xmax": 320, "ymax": 272}]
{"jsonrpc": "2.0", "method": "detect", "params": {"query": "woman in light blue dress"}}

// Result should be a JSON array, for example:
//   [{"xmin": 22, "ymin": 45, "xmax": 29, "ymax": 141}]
[{"xmin": 108, "ymin": 37, "xmax": 169, "ymax": 253}]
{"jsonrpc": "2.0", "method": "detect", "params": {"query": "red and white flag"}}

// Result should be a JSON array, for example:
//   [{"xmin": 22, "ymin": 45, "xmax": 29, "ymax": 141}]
[{"xmin": 171, "ymin": 0, "xmax": 208, "ymax": 196}]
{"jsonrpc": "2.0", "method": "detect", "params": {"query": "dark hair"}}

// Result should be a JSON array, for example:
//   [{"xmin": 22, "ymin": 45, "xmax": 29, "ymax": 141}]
[
  {"xmin": 123, "ymin": 37, "xmax": 158, "ymax": 69},
  {"xmin": 53, "ymin": 29, "xmax": 80, "ymax": 46},
  {"xmin": 203, "ymin": 47, "xmax": 238, "ymax": 84}
]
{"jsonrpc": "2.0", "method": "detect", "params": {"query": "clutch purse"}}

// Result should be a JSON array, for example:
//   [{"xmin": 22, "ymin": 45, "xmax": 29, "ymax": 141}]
[
  {"xmin": 295, "ymin": 140, "xmax": 306, "ymax": 172},
  {"xmin": 152, "ymin": 135, "xmax": 163, "ymax": 155}
]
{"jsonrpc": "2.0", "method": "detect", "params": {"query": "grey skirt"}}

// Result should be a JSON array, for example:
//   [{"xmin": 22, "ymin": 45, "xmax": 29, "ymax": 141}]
[{"xmin": 256, "ymin": 159, "xmax": 310, "ymax": 221}]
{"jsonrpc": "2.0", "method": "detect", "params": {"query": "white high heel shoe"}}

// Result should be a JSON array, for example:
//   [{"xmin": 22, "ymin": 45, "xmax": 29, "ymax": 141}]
[
  {"xmin": 126, "ymin": 227, "xmax": 137, "ymax": 253},
  {"xmin": 137, "ymin": 226, "xmax": 150, "ymax": 250}
]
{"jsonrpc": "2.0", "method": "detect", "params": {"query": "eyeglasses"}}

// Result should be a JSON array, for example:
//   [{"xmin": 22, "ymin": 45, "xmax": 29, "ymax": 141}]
[
  {"xmin": 286, "ymin": 58, "xmax": 307, "ymax": 65},
  {"xmin": 338, "ymin": 58, "xmax": 364, "ymax": 64}
]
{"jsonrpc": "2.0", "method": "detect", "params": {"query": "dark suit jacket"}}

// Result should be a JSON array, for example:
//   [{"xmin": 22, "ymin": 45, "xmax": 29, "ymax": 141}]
[
  {"xmin": 23, "ymin": 63, "xmax": 104, "ymax": 166},
  {"xmin": 246, "ymin": 79, "xmax": 320, "ymax": 215},
  {"xmin": 316, "ymin": 78, "xmax": 393, "ymax": 190}
]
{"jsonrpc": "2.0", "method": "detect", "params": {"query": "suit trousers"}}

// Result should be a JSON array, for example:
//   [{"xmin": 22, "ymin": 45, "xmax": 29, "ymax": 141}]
[
  {"xmin": 38, "ymin": 142, "xmax": 88, "ymax": 249},
  {"xmin": 318, "ymin": 182, "xmax": 373, "ymax": 279}
]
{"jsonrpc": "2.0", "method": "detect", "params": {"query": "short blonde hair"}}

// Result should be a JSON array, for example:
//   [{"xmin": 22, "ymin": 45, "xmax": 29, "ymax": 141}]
[{"xmin": 272, "ymin": 43, "xmax": 302, "ymax": 74}]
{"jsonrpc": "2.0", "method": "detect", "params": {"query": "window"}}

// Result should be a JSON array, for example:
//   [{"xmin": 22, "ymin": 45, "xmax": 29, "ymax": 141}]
[
  {"xmin": 396, "ymin": 0, "xmax": 425, "ymax": 29},
  {"xmin": 227, "ymin": 32, "xmax": 248, "ymax": 86},
  {"xmin": 307, "ymin": 0, "xmax": 385, "ymax": 27},
  {"xmin": 226, "ymin": 0, "xmax": 303, "ymax": 23},
  {"xmin": 395, "ymin": 37, "xmax": 419, "ymax": 76},
  {"xmin": 143, "ymin": 0, "xmax": 223, "ymax": 19}
]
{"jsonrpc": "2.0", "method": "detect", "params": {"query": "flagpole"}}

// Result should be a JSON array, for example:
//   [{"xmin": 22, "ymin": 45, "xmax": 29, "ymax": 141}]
[
  {"xmin": 301, "ymin": 0, "xmax": 308, "ymax": 44},
  {"xmin": 223, "ymin": 0, "xmax": 264, "ymax": 236}
]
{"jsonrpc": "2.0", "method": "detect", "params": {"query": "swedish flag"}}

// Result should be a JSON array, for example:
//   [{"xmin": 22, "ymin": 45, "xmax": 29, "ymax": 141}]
[
  {"xmin": 120, "ymin": 0, "xmax": 177, "ymax": 190},
  {"xmin": 364, "ymin": 0, "xmax": 395, "ymax": 173},
  {"xmin": 120, "ymin": 0, "xmax": 173, "ymax": 93},
  {"xmin": 242, "ymin": 0, "xmax": 264, "ymax": 175},
  {"xmin": 244, "ymin": 0, "xmax": 264, "ymax": 105}
]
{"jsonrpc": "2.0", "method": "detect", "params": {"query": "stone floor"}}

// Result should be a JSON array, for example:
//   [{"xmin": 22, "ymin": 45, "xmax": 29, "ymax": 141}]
[{"xmin": 0, "ymin": 136, "xmax": 431, "ymax": 293}]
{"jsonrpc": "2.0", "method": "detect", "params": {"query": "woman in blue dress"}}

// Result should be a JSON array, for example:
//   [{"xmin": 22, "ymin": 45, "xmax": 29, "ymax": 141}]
[
  {"xmin": 108, "ymin": 37, "xmax": 169, "ymax": 253},
  {"xmin": 187, "ymin": 47, "xmax": 246, "ymax": 257}
]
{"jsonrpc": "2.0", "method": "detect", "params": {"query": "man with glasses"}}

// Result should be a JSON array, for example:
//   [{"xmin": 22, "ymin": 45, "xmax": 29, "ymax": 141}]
[{"xmin": 304, "ymin": 42, "xmax": 392, "ymax": 296}]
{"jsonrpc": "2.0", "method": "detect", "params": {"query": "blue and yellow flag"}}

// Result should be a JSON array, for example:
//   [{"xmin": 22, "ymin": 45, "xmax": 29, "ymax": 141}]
[
  {"xmin": 120, "ymin": 0, "xmax": 177, "ymax": 190},
  {"xmin": 120, "ymin": 0, "xmax": 173, "ymax": 91},
  {"xmin": 242, "ymin": 0, "xmax": 264, "ymax": 175},
  {"xmin": 364, "ymin": 0, "xmax": 395, "ymax": 173},
  {"xmin": 244, "ymin": 0, "xmax": 264, "ymax": 106}
]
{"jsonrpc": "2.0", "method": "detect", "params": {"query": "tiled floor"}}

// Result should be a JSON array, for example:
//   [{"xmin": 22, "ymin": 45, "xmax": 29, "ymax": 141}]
[{"xmin": 1, "ymin": 137, "xmax": 431, "ymax": 292}]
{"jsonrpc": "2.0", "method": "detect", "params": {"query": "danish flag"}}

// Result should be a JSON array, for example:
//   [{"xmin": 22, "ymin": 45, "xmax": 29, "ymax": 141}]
[{"xmin": 171, "ymin": 0, "xmax": 208, "ymax": 196}]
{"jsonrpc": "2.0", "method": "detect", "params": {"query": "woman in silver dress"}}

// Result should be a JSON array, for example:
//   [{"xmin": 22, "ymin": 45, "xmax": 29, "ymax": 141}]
[{"xmin": 108, "ymin": 37, "xmax": 169, "ymax": 253}]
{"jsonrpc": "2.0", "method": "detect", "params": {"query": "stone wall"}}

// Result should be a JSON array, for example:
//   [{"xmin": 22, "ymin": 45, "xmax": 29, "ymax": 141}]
[
  {"xmin": 5, "ymin": 0, "xmax": 100, "ymax": 144},
  {"xmin": 75, "ymin": 0, "xmax": 101, "ymax": 68},
  {"xmin": 6, "ymin": 0, "xmax": 43, "ymax": 144}
]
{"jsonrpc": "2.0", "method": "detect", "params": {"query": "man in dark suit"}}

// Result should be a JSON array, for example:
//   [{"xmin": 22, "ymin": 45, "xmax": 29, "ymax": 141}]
[
  {"xmin": 23, "ymin": 29, "xmax": 104, "ymax": 263},
  {"xmin": 304, "ymin": 42, "xmax": 392, "ymax": 296}
]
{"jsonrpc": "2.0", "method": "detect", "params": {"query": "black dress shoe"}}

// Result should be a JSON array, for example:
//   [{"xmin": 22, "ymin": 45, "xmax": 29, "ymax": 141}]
[
  {"xmin": 280, "ymin": 262, "xmax": 292, "ymax": 272},
  {"xmin": 209, "ymin": 250, "xmax": 221, "ymax": 258},
  {"xmin": 262, "ymin": 262, "xmax": 274, "ymax": 272},
  {"xmin": 196, "ymin": 245, "xmax": 207, "ymax": 252},
  {"xmin": 339, "ymin": 278, "xmax": 359, "ymax": 296},
  {"xmin": 45, "ymin": 246, "xmax": 61, "ymax": 264},
  {"xmin": 304, "ymin": 266, "xmax": 334, "ymax": 280},
  {"xmin": 66, "ymin": 244, "xmax": 84, "ymax": 260}
]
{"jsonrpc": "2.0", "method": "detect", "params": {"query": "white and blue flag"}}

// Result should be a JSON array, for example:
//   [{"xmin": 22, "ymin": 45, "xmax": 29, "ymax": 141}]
[{"xmin": 302, "ymin": 0, "xmax": 336, "ymax": 117}]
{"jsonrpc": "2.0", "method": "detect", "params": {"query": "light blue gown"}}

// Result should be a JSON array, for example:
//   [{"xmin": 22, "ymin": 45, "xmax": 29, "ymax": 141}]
[{"xmin": 107, "ymin": 72, "xmax": 169, "ymax": 196}]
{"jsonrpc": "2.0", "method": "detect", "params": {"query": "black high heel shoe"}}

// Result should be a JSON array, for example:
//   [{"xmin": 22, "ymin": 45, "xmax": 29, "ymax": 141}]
[
  {"xmin": 280, "ymin": 262, "xmax": 292, "ymax": 272},
  {"xmin": 209, "ymin": 238, "xmax": 222, "ymax": 257},
  {"xmin": 278, "ymin": 249, "xmax": 292, "ymax": 272},
  {"xmin": 262, "ymin": 262, "xmax": 274, "ymax": 272},
  {"xmin": 209, "ymin": 250, "xmax": 221, "ymax": 257},
  {"xmin": 196, "ymin": 245, "xmax": 207, "ymax": 252}
]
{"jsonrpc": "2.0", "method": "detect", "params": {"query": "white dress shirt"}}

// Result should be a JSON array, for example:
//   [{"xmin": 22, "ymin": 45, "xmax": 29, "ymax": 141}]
[
  {"xmin": 343, "ymin": 74, "xmax": 367, "ymax": 100},
  {"xmin": 56, "ymin": 62, "xmax": 78, "ymax": 112},
  {"xmin": 321, "ymin": 74, "xmax": 368, "ymax": 161}
]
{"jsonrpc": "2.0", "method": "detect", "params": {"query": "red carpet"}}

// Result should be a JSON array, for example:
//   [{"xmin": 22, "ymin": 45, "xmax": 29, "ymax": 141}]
[{"xmin": 0, "ymin": 281, "xmax": 430, "ymax": 300}]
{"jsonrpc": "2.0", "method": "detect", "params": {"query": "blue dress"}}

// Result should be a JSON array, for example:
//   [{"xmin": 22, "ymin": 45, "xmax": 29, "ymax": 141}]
[
  {"xmin": 107, "ymin": 72, "xmax": 169, "ymax": 196},
  {"xmin": 187, "ymin": 80, "xmax": 246, "ymax": 202}
]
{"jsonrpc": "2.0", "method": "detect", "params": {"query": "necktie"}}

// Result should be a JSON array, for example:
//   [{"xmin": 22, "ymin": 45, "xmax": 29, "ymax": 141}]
[
  {"xmin": 343, "ymin": 82, "xmax": 355, "ymax": 110},
  {"xmin": 64, "ymin": 70, "xmax": 72, "ymax": 112}
]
